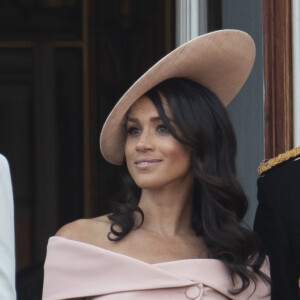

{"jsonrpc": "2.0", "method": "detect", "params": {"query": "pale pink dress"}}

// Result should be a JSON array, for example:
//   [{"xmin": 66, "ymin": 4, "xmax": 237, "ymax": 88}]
[{"xmin": 42, "ymin": 236, "xmax": 270, "ymax": 300}]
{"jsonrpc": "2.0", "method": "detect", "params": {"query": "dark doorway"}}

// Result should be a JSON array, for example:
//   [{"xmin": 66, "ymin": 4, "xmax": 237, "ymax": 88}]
[{"xmin": 0, "ymin": 0, "xmax": 175, "ymax": 272}]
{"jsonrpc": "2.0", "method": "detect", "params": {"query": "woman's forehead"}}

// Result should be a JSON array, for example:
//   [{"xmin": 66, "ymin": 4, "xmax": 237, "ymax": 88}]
[
  {"xmin": 128, "ymin": 96, "xmax": 155, "ymax": 114},
  {"xmin": 127, "ymin": 94, "xmax": 171, "ymax": 118}
]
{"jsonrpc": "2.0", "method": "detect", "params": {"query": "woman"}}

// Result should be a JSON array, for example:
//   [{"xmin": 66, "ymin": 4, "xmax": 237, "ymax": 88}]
[{"xmin": 42, "ymin": 30, "xmax": 270, "ymax": 299}]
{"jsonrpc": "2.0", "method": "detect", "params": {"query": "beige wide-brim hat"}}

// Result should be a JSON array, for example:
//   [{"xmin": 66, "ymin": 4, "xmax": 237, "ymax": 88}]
[{"xmin": 100, "ymin": 29, "xmax": 256, "ymax": 165}]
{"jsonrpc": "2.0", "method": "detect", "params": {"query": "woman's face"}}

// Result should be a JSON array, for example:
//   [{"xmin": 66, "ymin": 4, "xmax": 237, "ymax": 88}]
[{"xmin": 125, "ymin": 95, "xmax": 194, "ymax": 190}]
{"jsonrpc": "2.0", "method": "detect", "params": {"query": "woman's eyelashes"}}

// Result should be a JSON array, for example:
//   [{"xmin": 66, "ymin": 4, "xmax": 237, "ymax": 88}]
[
  {"xmin": 126, "ymin": 126, "xmax": 141, "ymax": 136},
  {"xmin": 126, "ymin": 124, "xmax": 169, "ymax": 136},
  {"xmin": 156, "ymin": 124, "xmax": 169, "ymax": 134}
]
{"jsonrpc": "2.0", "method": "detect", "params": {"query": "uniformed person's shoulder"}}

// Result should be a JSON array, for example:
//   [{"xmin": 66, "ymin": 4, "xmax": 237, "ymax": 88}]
[
  {"xmin": 55, "ymin": 215, "xmax": 112, "ymax": 247},
  {"xmin": 257, "ymin": 146, "xmax": 300, "ymax": 176}
]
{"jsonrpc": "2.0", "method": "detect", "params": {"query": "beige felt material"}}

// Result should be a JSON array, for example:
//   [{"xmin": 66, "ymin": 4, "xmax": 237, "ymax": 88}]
[{"xmin": 100, "ymin": 30, "xmax": 256, "ymax": 165}]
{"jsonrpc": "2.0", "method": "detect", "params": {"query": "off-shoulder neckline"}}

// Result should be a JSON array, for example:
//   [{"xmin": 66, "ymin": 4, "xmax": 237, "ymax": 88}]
[{"xmin": 49, "ymin": 235, "xmax": 220, "ymax": 266}]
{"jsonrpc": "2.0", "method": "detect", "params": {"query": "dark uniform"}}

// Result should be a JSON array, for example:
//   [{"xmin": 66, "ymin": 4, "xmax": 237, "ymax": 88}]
[{"xmin": 254, "ymin": 147, "xmax": 300, "ymax": 300}]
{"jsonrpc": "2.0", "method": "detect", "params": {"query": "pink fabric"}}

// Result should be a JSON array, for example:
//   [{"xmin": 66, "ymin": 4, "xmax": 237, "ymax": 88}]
[{"xmin": 42, "ymin": 236, "xmax": 270, "ymax": 300}]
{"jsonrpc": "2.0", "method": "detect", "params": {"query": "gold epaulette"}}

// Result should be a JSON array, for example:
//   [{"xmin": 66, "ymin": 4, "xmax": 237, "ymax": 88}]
[{"xmin": 257, "ymin": 146, "xmax": 300, "ymax": 175}]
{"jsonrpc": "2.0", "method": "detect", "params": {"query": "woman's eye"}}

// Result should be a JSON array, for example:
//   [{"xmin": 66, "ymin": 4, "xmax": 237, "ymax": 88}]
[
  {"xmin": 157, "ymin": 125, "xmax": 169, "ymax": 134},
  {"xmin": 127, "ymin": 127, "xmax": 140, "ymax": 136}
]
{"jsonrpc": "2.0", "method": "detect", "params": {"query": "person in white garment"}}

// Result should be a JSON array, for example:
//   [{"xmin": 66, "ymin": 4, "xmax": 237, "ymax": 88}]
[{"xmin": 0, "ymin": 154, "xmax": 16, "ymax": 300}]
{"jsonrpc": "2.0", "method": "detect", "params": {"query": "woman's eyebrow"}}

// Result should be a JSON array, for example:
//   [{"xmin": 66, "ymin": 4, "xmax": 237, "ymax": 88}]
[{"xmin": 126, "ymin": 116, "xmax": 163, "ymax": 123}]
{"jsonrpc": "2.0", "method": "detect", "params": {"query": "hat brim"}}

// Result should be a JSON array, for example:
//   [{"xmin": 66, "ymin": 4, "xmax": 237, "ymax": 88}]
[{"xmin": 100, "ymin": 29, "xmax": 256, "ymax": 165}]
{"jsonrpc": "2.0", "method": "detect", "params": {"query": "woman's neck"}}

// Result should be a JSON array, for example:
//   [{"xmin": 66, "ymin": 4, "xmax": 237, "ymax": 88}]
[{"xmin": 137, "ymin": 184, "xmax": 195, "ymax": 237}]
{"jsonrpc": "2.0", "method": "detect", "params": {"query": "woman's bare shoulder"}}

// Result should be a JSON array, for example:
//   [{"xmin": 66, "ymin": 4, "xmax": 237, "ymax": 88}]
[{"xmin": 55, "ymin": 215, "xmax": 112, "ymax": 247}]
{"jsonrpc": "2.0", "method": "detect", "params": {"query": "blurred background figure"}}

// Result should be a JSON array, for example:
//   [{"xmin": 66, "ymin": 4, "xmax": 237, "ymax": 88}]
[
  {"xmin": 254, "ymin": 147, "xmax": 300, "ymax": 300},
  {"xmin": 0, "ymin": 154, "xmax": 16, "ymax": 300}
]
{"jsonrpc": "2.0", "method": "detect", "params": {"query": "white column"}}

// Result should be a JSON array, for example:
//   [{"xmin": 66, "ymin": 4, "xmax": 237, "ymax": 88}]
[
  {"xmin": 293, "ymin": 0, "xmax": 300, "ymax": 146},
  {"xmin": 176, "ymin": 0, "xmax": 207, "ymax": 47}
]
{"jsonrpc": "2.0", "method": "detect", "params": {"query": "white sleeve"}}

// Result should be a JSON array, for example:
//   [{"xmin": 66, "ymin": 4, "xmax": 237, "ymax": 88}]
[{"xmin": 0, "ymin": 154, "xmax": 16, "ymax": 300}]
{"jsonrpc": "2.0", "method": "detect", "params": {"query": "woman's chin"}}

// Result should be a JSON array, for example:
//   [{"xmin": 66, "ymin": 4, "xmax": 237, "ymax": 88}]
[{"xmin": 135, "ymin": 180, "xmax": 165, "ymax": 190}]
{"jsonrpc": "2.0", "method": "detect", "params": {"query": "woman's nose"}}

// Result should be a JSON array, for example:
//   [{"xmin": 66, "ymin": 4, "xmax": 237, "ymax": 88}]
[{"xmin": 135, "ymin": 131, "xmax": 153, "ymax": 151}]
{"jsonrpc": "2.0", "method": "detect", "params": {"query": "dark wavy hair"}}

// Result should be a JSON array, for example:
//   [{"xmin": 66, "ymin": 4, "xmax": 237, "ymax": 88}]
[{"xmin": 108, "ymin": 78, "xmax": 270, "ymax": 295}]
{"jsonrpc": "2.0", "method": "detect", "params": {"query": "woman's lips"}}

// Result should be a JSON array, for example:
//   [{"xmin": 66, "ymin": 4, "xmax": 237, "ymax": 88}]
[{"xmin": 134, "ymin": 159, "xmax": 162, "ymax": 169}]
